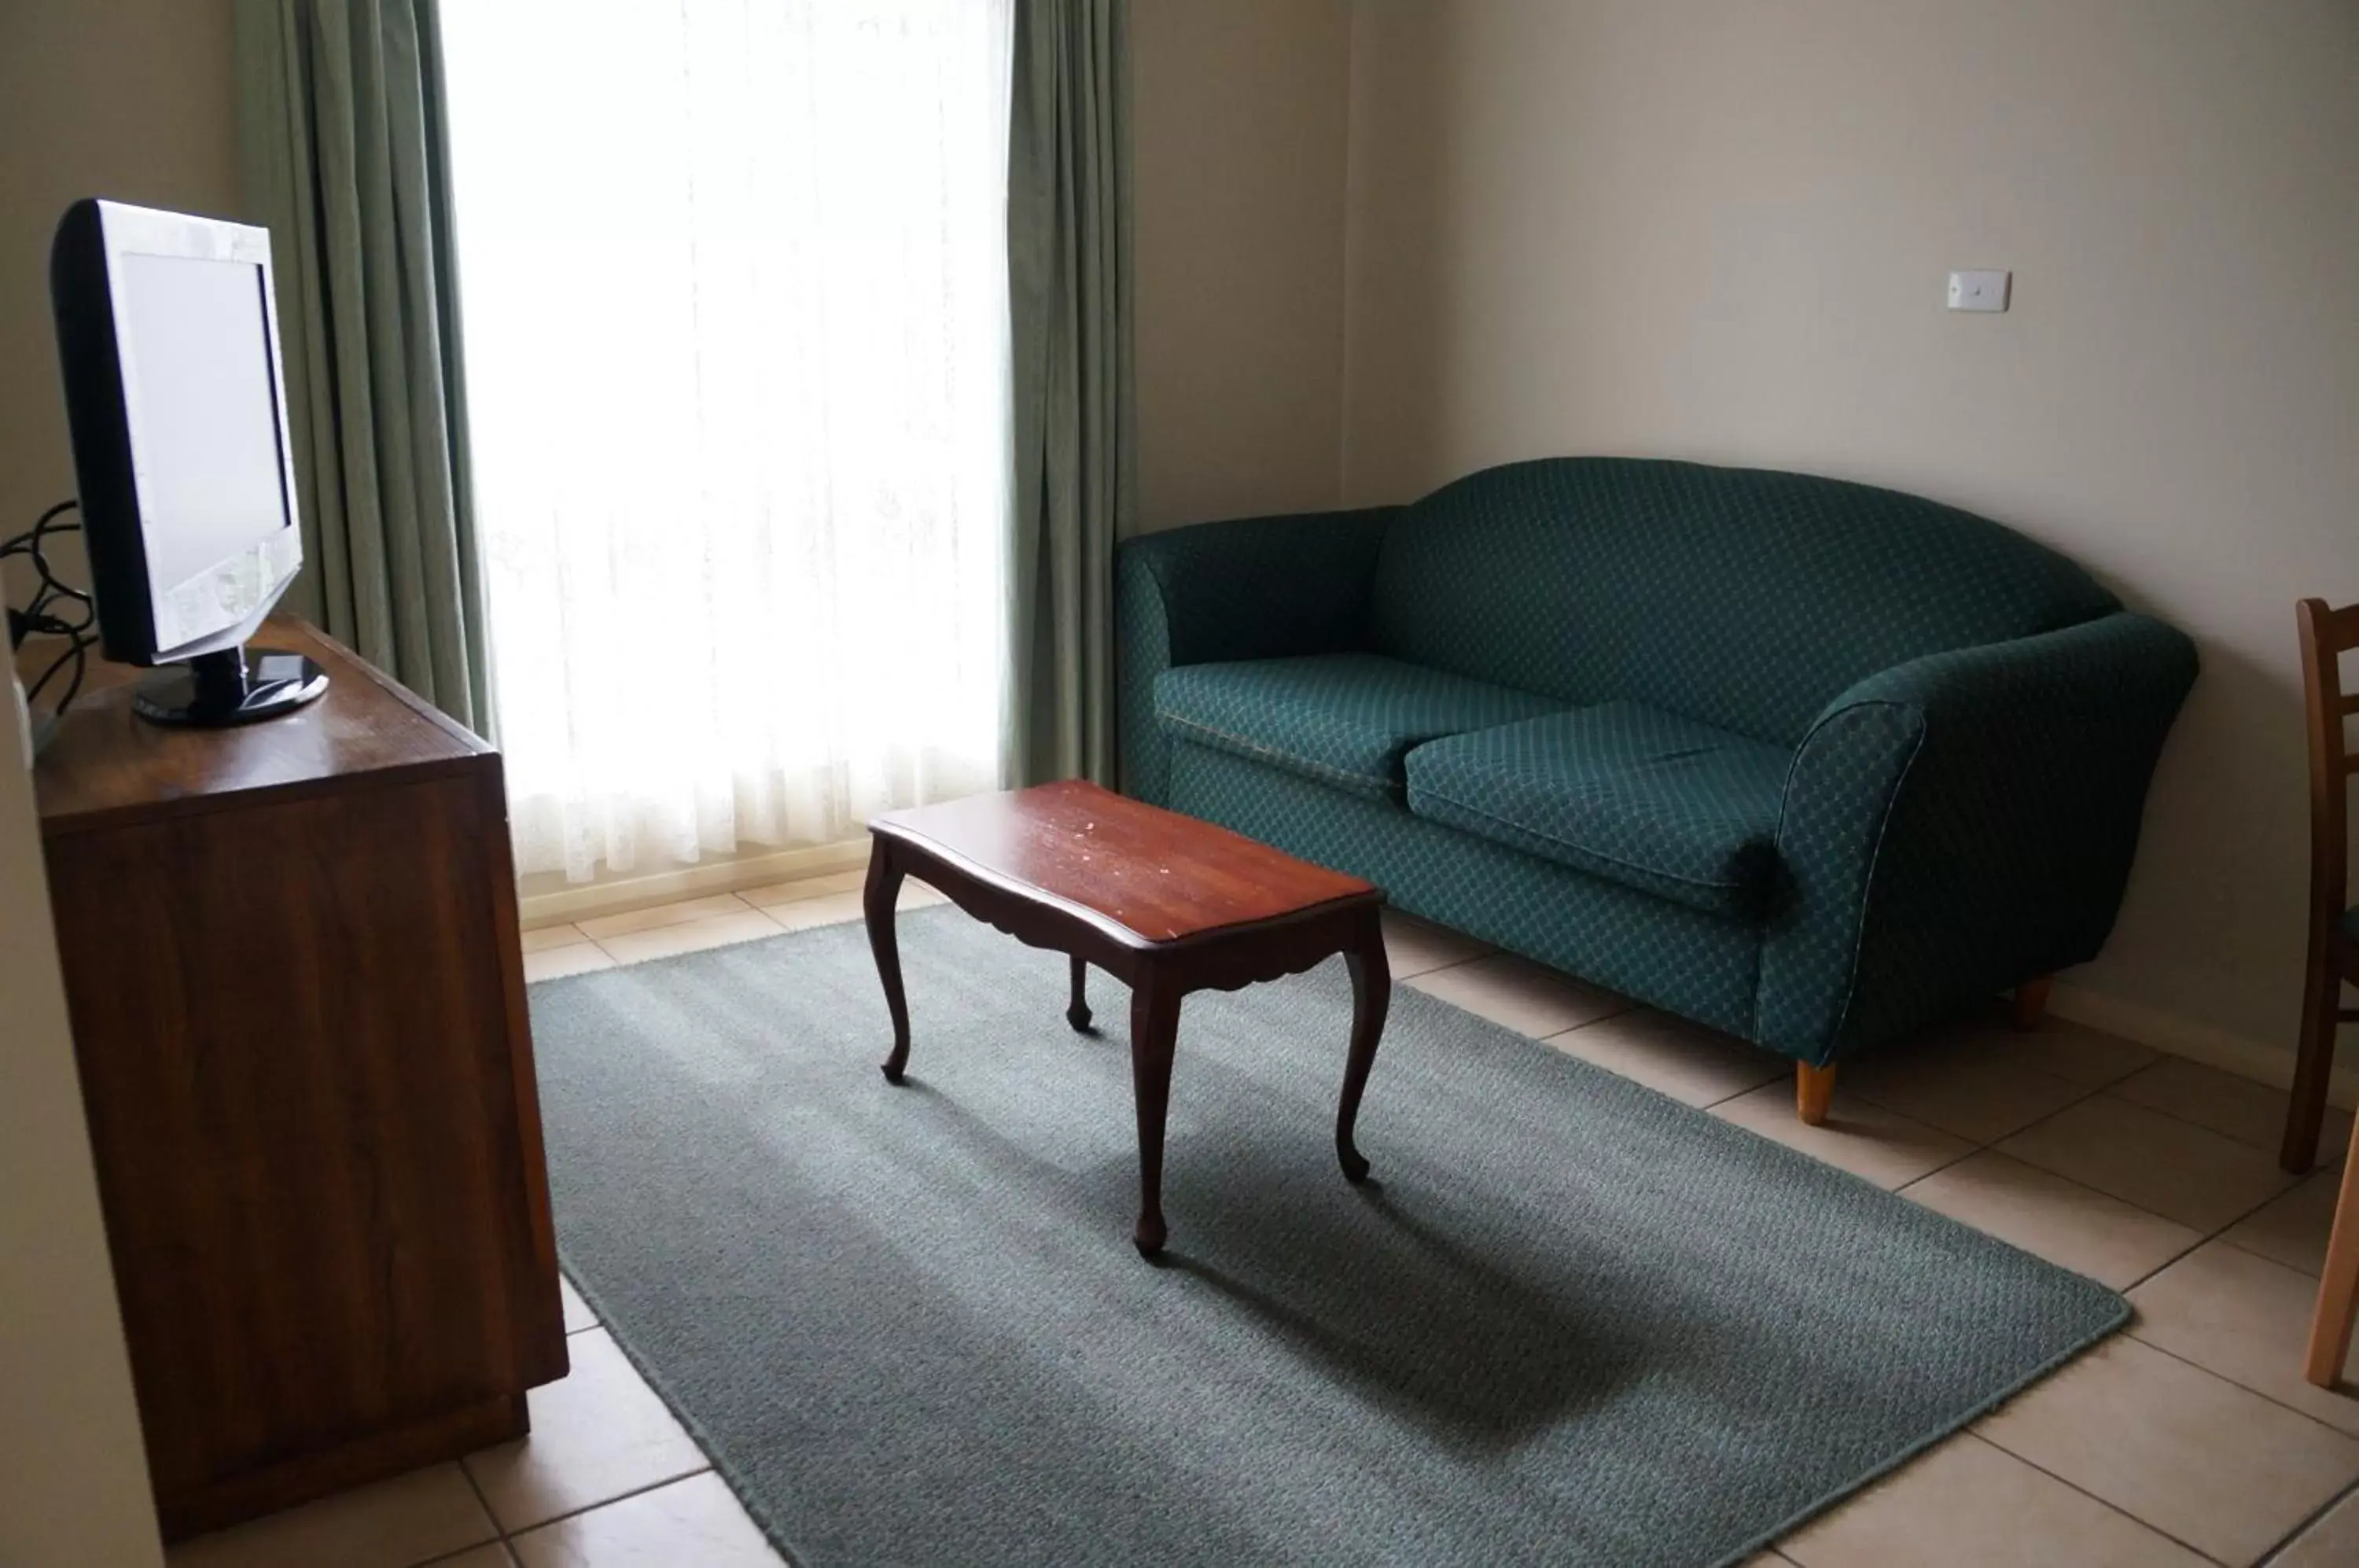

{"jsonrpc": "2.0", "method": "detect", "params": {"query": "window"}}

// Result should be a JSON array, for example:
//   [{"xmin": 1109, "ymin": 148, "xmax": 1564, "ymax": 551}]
[{"xmin": 441, "ymin": 0, "xmax": 1014, "ymax": 881}]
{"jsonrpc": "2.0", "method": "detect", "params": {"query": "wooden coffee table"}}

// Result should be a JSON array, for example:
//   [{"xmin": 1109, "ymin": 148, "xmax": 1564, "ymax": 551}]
[{"xmin": 862, "ymin": 779, "xmax": 1390, "ymax": 1257}]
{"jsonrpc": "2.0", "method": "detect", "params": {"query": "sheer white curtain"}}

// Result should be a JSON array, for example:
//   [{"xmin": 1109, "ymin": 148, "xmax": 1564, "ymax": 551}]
[{"xmin": 440, "ymin": 0, "xmax": 1014, "ymax": 882}]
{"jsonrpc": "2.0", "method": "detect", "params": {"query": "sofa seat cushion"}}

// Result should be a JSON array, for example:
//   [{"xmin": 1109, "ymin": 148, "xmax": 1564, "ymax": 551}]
[
  {"xmin": 1154, "ymin": 653, "xmax": 1565, "ymax": 801},
  {"xmin": 1404, "ymin": 703, "xmax": 1793, "ymax": 918}
]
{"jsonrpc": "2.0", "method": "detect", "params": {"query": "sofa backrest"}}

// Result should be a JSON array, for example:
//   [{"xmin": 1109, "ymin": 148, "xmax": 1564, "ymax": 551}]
[{"xmin": 1366, "ymin": 458, "xmax": 2120, "ymax": 743}]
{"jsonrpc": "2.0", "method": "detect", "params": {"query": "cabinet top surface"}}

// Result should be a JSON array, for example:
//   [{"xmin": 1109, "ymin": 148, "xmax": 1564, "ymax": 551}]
[{"xmin": 31, "ymin": 618, "xmax": 491, "ymax": 832}]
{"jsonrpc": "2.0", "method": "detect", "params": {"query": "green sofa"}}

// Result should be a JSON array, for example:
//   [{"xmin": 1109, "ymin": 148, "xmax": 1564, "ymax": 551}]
[{"xmin": 1115, "ymin": 457, "xmax": 2197, "ymax": 1114}]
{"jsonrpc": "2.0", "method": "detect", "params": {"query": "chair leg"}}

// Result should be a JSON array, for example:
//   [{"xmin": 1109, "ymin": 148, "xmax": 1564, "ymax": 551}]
[
  {"xmin": 2284, "ymin": 941, "xmax": 2342, "ymax": 1174},
  {"xmin": 2011, "ymin": 974, "xmax": 2053, "ymax": 1032},
  {"xmin": 2306, "ymin": 1113, "xmax": 2359, "ymax": 1386},
  {"xmin": 1796, "ymin": 1062, "xmax": 1837, "ymax": 1127}
]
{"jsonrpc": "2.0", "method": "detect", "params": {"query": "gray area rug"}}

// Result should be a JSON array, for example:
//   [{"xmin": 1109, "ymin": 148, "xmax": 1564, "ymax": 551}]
[{"xmin": 529, "ymin": 908, "xmax": 2126, "ymax": 1567}]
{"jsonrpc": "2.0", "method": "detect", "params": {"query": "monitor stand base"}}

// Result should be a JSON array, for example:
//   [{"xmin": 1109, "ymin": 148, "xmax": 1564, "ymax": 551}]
[{"xmin": 134, "ymin": 646, "xmax": 329, "ymax": 727}]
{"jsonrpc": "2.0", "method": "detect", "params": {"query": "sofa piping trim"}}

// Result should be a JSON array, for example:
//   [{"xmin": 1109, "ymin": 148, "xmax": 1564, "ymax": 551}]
[
  {"xmin": 1760, "ymin": 697, "xmax": 1928, "ymax": 1061},
  {"xmin": 1118, "ymin": 558, "xmax": 1176, "ymax": 797},
  {"xmin": 1404, "ymin": 780, "xmax": 1759, "ymax": 900},
  {"xmin": 1155, "ymin": 710, "xmax": 1406, "ymax": 800}
]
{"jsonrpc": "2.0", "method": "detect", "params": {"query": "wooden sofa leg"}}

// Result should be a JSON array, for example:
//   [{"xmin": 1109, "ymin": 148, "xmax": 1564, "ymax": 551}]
[
  {"xmin": 1796, "ymin": 1062, "xmax": 1837, "ymax": 1127},
  {"xmin": 2011, "ymin": 974, "xmax": 2054, "ymax": 1032}
]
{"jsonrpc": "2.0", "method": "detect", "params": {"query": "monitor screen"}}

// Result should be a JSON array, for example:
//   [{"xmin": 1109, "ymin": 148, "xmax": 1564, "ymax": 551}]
[
  {"xmin": 115, "ymin": 252, "xmax": 293, "ymax": 598},
  {"xmin": 51, "ymin": 198, "xmax": 307, "ymax": 665}
]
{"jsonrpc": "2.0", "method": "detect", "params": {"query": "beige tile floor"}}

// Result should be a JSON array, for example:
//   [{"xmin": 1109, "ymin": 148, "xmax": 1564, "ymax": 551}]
[{"xmin": 173, "ymin": 892, "xmax": 2359, "ymax": 1567}]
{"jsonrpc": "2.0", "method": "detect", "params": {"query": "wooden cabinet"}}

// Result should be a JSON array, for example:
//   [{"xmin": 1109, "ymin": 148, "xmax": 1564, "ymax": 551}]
[{"xmin": 30, "ymin": 618, "xmax": 568, "ymax": 1539}]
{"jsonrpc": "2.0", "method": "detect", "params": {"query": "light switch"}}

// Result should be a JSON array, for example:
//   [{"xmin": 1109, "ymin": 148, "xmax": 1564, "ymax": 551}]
[{"xmin": 1948, "ymin": 270, "xmax": 2011, "ymax": 312}]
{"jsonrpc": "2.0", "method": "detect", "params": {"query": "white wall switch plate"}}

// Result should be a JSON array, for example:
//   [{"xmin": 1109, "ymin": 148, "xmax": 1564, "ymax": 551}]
[{"xmin": 1948, "ymin": 269, "xmax": 2011, "ymax": 312}]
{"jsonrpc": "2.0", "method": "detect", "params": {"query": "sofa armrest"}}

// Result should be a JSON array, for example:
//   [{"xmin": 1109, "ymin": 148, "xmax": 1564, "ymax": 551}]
[
  {"xmin": 1115, "ymin": 508, "xmax": 1396, "ymax": 802},
  {"xmin": 1755, "ymin": 612, "xmax": 2199, "ymax": 1063}
]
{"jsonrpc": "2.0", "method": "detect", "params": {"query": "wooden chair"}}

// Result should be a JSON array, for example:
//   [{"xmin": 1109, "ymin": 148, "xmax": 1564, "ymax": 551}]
[
  {"xmin": 2285, "ymin": 598, "xmax": 2359, "ymax": 1175},
  {"xmin": 2291, "ymin": 598, "xmax": 2359, "ymax": 1386}
]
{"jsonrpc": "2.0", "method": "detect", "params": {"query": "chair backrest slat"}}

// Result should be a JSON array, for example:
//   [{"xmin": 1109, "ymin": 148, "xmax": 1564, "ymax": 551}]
[
  {"xmin": 2323, "ymin": 602, "xmax": 2359, "ymax": 648},
  {"xmin": 2298, "ymin": 598, "xmax": 2354, "ymax": 923}
]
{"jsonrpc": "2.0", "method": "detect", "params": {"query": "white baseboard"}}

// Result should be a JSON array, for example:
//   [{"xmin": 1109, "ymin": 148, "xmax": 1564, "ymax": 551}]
[
  {"xmin": 2051, "ymin": 981, "xmax": 2359, "ymax": 1113},
  {"xmin": 518, "ymin": 838, "xmax": 870, "ymax": 929}
]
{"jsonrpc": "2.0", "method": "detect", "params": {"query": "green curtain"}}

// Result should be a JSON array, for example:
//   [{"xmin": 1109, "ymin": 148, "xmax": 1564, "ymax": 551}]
[
  {"xmin": 234, "ymin": 0, "xmax": 491, "ymax": 732},
  {"xmin": 1007, "ymin": 0, "xmax": 1135, "ymax": 786}
]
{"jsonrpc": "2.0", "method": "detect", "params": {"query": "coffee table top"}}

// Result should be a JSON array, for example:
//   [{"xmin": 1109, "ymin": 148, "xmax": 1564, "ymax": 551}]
[{"xmin": 868, "ymin": 780, "xmax": 1381, "ymax": 947}]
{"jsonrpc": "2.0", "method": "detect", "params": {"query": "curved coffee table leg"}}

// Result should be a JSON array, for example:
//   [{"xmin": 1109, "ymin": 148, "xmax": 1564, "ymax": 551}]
[
  {"xmin": 1337, "ymin": 907, "xmax": 1390, "ymax": 1183},
  {"xmin": 1128, "ymin": 972, "xmax": 1182, "ymax": 1257},
  {"xmin": 1067, "ymin": 955, "xmax": 1091, "ymax": 1032},
  {"xmin": 864, "ymin": 844, "xmax": 912, "ymax": 1083}
]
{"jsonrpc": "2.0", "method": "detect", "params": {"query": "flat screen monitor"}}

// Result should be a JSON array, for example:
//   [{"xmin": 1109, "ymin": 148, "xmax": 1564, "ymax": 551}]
[{"xmin": 50, "ymin": 198, "xmax": 324, "ymax": 725}]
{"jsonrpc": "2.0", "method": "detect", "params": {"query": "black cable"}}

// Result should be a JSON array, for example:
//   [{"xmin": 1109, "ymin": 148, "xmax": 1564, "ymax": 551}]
[
  {"xmin": 6, "ymin": 499, "xmax": 97, "ymax": 717},
  {"xmin": 24, "ymin": 635, "xmax": 85, "ymax": 712},
  {"xmin": 25, "ymin": 567, "xmax": 95, "ymax": 638},
  {"xmin": 0, "ymin": 498, "xmax": 78, "ymax": 558},
  {"xmin": 26, "ymin": 506, "xmax": 90, "ymax": 618}
]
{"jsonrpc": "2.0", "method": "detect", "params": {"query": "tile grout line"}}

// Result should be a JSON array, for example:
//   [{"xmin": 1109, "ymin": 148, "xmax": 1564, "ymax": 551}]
[
  {"xmin": 553, "ymin": 880, "xmax": 857, "ymax": 964},
  {"xmin": 2117, "ymin": 1157, "xmax": 2339, "ymax": 1295},
  {"xmin": 2010, "ymin": 1150, "xmax": 2359, "ymax": 1553},
  {"xmin": 454, "ymin": 1452, "xmax": 503, "ymax": 1552},
  {"xmin": 1937, "ymin": 1154, "xmax": 2271, "ymax": 1566},
  {"xmin": 396, "ymin": 1459, "xmax": 507, "ymax": 1568},
  {"xmin": 1949, "ymin": 1430, "xmax": 2236, "ymax": 1567},
  {"xmin": 2087, "ymin": 1077, "xmax": 2351, "ymax": 1170},
  {"xmin": 1891, "ymin": 1061, "xmax": 2197, "ymax": 1224},
  {"xmin": 1709, "ymin": 1048, "xmax": 2258, "ymax": 1319},
  {"xmin": 1873, "ymin": 1058, "xmax": 2315, "ymax": 1297},
  {"xmin": 1386, "ymin": 956, "xmax": 1477, "ymax": 983},
  {"xmin": 1695, "ymin": 1076, "xmax": 1787, "ymax": 1112},
  {"xmin": 587, "ymin": 903, "xmax": 804, "ymax": 967},
  {"xmin": 1890, "ymin": 1070, "xmax": 2125, "ymax": 1185},
  {"xmin": 2018, "ymin": 1043, "xmax": 2348, "ymax": 1181},
  {"xmin": 2120, "ymin": 1330, "xmax": 2359, "ymax": 1445},
  {"xmin": 1740, "ymin": 1066, "xmax": 2068, "ymax": 1187},
  {"xmin": 1534, "ymin": 1007, "xmax": 2110, "ymax": 1187},
  {"xmin": 495, "ymin": 1463, "xmax": 721, "ymax": 1548},
  {"xmin": 1846, "ymin": 1059, "xmax": 2107, "ymax": 1144},
  {"xmin": 2214, "ymin": 1227, "xmax": 2324, "ymax": 1275},
  {"xmin": 1891, "ymin": 1138, "xmax": 1983, "ymax": 1192},
  {"xmin": 1972, "ymin": 1340, "xmax": 2346, "ymax": 1568},
  {"xmin": 2259, "ymin": 1470, "xmax": 2359, "ymax": 1565},
  {"xmin": 2114, "ymin": 1230, "xmax": 2217, "ymax": 1296},
  {"xmin": 409, "ymin": 1547, "xmax": 517, "ymax": 1568}
]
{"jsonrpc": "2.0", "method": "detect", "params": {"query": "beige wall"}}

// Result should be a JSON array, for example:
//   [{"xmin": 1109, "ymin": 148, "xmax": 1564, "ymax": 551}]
[
  {"xmin": 1339, "ymin": 0, "xmax": 2359, "ymax": 1057},
  {"xmin": 2, "ymin": 2, "xmax": 2344, "ymax": 1062},
  {"xmin": 0, "ymin": 4, "xmax": 234, "ymax": 1559},
  {"xmin": 0, "ymin": 696, "xmax": 164, "ymax": 1568},
  {"xmin": 1131, "ymin": 0, "xmax": 1352, "ymax": 532},
  {"xmin": 0, "ymin": 0, "xmax": 244, "ymax": 598}
]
